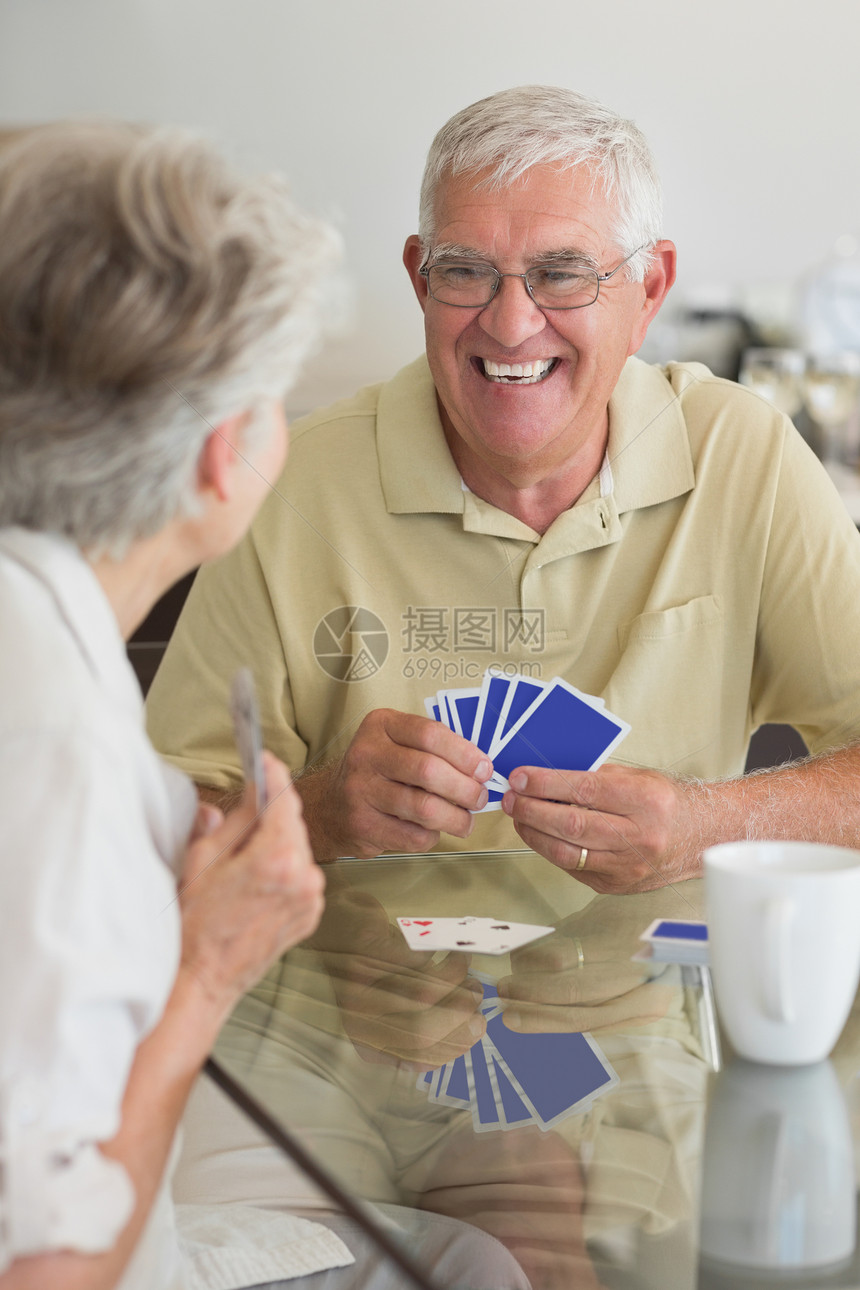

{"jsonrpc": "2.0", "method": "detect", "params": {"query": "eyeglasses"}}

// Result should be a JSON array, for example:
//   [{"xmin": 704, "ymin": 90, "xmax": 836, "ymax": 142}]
[{"xmin": 419, "ymin": 246, "xmax": 645, "ymax": 310}]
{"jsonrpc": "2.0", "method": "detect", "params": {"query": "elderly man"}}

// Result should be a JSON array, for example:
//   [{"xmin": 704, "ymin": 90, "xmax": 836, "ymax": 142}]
[{"xmin": 148, "ymin": 85, "xmax": 860, "ymax": 891}]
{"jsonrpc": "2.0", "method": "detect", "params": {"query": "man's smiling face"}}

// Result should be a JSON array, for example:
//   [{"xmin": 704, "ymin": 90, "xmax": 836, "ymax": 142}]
[{"xmin": 404, "ymin": 163, "xmax": 671, "ymax": 493}]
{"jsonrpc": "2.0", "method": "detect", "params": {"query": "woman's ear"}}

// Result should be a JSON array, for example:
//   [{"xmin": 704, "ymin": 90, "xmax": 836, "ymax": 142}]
[{"xmin": 195, "ymin": 411, "xmax": 252, "ymax": 502}]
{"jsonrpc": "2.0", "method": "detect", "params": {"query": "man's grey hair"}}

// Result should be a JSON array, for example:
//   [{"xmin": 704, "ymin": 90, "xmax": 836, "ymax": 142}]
[
  {"xmin": 0, "ymin": 120, "xmax": 340, "ymax": 555},
  {"xmin": 418, "ymin": 85, "xmax": 662, "ymax": 281}
]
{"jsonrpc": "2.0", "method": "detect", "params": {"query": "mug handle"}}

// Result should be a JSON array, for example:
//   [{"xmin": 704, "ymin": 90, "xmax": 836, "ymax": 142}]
[{"xmin": 762, "ymin": 896, "xmax": 795, "ymax": 1023}]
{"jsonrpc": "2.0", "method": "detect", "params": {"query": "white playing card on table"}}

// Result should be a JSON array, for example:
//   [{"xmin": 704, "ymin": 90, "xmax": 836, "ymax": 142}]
[{"xmin": 397, "ymin": 916, "xmax": 554, "ymax": 955}]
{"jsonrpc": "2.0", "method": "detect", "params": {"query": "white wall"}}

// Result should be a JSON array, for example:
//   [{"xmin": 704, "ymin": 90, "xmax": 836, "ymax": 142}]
[{"xmin": 2, "ymin": 0, "xmax": 859, "ymax": 412}]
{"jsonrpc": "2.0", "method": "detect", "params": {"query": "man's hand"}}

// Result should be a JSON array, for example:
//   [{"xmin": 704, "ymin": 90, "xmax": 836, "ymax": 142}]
[
  {"xmin": 502, "ymin": 763, "xmax": 696, "ymax": 893},
  {"xmin": 297, "ymin": 709, "xmax": 493, "ymax": 859},
  {"xmin": 504, "ymin": 743, "xmax": 860, "ymax": 893},
  {"xmin": 177, "ymin": 752, "xmax": 325, "ymax": 1020}
]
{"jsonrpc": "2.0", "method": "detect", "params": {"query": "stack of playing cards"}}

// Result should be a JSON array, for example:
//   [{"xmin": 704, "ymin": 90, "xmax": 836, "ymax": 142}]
[
  {"xmin": 416, "ymin": 978, "xmax": 618, "ymax": 1133},
  {"xmin": 425, "ymin": 668, "xmax": 630, "ymax": 811},
  {"xmin": 634, "ymin": 918, "xmax": 709, "ymax": 966}
]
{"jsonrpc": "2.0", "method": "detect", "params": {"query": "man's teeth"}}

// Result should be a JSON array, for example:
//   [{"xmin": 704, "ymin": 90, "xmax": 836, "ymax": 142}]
[{"xmin": 482, "ymin": 358, "xmax": 555, "ymax": 384}]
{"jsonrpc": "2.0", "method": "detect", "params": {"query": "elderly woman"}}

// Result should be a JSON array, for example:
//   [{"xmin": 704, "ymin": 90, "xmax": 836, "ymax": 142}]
[{"xmin": 0, "ymin": 122, "xmax": 344, "ymax": 1289}]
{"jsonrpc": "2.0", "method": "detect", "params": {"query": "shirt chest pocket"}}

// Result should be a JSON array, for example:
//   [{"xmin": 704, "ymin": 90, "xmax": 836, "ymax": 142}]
[{"xmin": 603, "ymin": 594, "xmax": 725, "ymax": 776}]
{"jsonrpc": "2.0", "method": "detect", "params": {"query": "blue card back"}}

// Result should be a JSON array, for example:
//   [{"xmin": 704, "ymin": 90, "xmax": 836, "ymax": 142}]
[
  {"xmin": 487, "ymin": 1049, "xmax": 533, "ymax": 1126},
  {"xmin": 493, "ymin": 682, "xmax": 627, "ymax": 782},
  {"xmin": 452, "ymin": 692, "xmax": 480, "ymax": 742},
  {"xmin": 492, "ymin": 677, "xmax": 547, "ymax": 750},
  {"xmin": 484, "ymin": 1013, "xmax": 615, "ymax": 1125},
  {"xmin": 466, "ymin": 1039, "xmax": 502, "ymax": 1129},
  {"xmin": 473, "ymin": 674, "xmax": 512, "ymax": 754},
  {"xmin": 650, "ymin": 920, "xmax": 708, "ymax": 942}
]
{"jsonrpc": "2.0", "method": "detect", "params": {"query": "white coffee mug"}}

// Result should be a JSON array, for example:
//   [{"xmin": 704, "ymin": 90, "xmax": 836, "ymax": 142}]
[
  {"xmin": 704, "ymin": 840, "xmax": 860, "ymax": 1064},
  {"xmin": 699, "ymin": 1058, "xmax": 855, "ymax": 1274}
]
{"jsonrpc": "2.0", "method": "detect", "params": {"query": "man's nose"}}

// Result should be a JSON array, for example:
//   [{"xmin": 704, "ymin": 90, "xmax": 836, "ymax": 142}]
[{"xmin": 478, "ymin": 274, "xmax": 547, "ymax": 348}]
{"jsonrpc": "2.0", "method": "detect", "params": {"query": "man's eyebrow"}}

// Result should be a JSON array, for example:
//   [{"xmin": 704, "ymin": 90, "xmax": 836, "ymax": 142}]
[
  {"xmin": 427, "ymin": 243, "xmax": 601, "ymax": 270},
  {"xmin": 426, "ymin": 243, "xmax": 486, "ymax": 263},
  {"xmin": 534, "ymin": 247, "xmax": 601, "ymax": 270}
]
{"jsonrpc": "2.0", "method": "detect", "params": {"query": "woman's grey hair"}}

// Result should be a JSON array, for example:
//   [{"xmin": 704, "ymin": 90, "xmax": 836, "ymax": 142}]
[
  {"xmin": 418, "ymin": 85, "xmax": 662, "ymax": 281},
  {"xmin": 0, "ymin": 120, "xmax": 340, "ymax": 555}
]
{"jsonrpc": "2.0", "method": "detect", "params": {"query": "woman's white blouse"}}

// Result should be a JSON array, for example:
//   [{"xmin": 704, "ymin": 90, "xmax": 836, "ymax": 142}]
[{"xmin": 0, "ymin": 529, "xmax": 352, "ymax": 1288}]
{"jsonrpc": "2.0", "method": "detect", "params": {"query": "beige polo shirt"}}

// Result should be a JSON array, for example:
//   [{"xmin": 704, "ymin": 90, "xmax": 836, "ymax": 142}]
[{"xmin": 147, "ymin": 355, "xmax": 860, "ymax": 852}]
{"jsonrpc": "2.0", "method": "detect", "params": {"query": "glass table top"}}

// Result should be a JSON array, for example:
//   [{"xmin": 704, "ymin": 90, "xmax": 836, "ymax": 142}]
[{"xmin": 196, "ymin": 850, "xmax": 860, "ymax": 1290}]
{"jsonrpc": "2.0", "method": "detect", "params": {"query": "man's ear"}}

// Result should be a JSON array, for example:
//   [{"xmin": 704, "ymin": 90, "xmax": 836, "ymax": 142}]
[
  {"xmin": 196, "ymin": 412, "xmax": 250, "ymax": 503},
  {"xmin": 403, "ymin": 235, "xmax": 429, "ymax": 313},
  {"xmin": 628, "ymin": 240, "xmax": 677, "ymax": 356}
]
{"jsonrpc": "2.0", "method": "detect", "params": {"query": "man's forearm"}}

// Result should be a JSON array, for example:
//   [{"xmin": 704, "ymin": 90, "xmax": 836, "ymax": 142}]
[
  {"xmin": 505, "ymin": 742, "xmax": 860, "ymax": 893},
  {"xmin": 198, "ymin": 769, "xmax": 343, "ymax": 861},
  {"xmin": 678, "ymin": 742, "xmax": 860, "ymax": 871},
  {"xmin": 294, "ymin": 761, "xmax": 343, "ymax": 862},
  {"xmin": 197, "ymin": 782, "xmax": 243, "ymax": 812}
]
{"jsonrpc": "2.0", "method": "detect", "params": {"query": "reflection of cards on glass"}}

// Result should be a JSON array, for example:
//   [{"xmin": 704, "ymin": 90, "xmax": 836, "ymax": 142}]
[
  {"xmin": 634, "ymin": 917, "xmax": 708, "ymax": 965},
  {"xmin": 423, "ymin": 668, "xmax": 630, "ymax": 810},
  {"xmin": 229, "ymin": 666, "xmax": 267, "ymax": 816},
  {"xmin": 417, "ymin": 979, "xmax": 618, "ymax": 1133},
  {"xmin": 482, "ymin": 1011, "xmax": 617, "ymax": 1130},
  {"xmin": 397, "ymin": 916, "xmax": 554, "ymax": 955}
]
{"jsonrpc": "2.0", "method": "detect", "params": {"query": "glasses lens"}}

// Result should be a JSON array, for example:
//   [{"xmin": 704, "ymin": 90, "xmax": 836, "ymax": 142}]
[
  {"xmin": 527, "ymin": 263, "xmax": 599, "ymax": 308},
  {"xmin": 427, "ymin": 262, "xmax": 498, "ymax": 306}
]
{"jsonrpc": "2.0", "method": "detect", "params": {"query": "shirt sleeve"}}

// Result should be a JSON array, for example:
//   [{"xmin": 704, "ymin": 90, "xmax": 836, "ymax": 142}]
[
  {"xmin": 750, "ymin": 424, "xmax": 860, "ymax": 752},
  {"xmin": 0, "ymin": 731, "xmax": 179, "ymax": 1266},
  {"xmin": 146, "ymin": 527, "xmax": 309, "ymax": 789}
]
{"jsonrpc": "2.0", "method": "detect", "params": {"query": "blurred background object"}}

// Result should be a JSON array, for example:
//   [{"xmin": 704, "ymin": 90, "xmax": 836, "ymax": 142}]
[
  {"xmin": 801, "ymin": 234, "xmax": 860, "ymax": 355},
  {"xmin": 738, "ymin": 347, "xmax": 805, "ymax": 417},
  {"xmin": 802, "ymin": 349, "xmax": 860, "ymax": 468},
  {"xmin": 2, "ymin": 0, "xmax": 860, "ymax": 417}
]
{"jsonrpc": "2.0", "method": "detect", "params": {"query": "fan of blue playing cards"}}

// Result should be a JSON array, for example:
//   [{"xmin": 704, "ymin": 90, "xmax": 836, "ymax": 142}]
[
  {"xmin": 425, "ymin": 669, "xmax": 630, "ymax": 811},
  {"xmin": 417, "ymin": 979, "xmax": 618, "ymax": 1132}
]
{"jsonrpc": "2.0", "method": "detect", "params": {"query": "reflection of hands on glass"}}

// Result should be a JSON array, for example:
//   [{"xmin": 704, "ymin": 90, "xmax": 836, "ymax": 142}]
[
  {"xmin": 306, "ymin": 885, "xmax": 485, "ymax": 1068},
  {"xmin": 497, "ymin": 894, "xmax": 680, "ymax": 1035},
  {"xmin": 419, "ymin": 1126, "xmax": 609, "ymax": 1290}
]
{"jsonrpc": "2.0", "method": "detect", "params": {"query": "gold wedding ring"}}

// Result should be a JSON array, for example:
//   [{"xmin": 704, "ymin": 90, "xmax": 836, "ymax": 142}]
[
  {"xmin": 575, "ymin": 846, "xmax": 588, "ymax": 872},
  {"xmin": 574, "ymin": 937, "xmax": 585, "ymax": 969}
]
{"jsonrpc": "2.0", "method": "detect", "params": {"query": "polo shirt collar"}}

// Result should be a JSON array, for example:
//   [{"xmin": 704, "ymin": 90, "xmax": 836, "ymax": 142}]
[
  {"xmin": 607, "ymin": 356, "xmax": 696, "ymax": 514},
  {"xmin": 378, "ymin": 356, "xmax": 463, "ymax": 514},
  {"xmin": 0, "ymin": 527, "xmax": 143, "ymax": 716},
  {"xmin": 377, "ymin": 354, "xmax": 695, "ymax": 547}
]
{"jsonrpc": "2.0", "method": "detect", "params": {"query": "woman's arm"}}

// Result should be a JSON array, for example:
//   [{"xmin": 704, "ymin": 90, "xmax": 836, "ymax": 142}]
[{"xmin": 1, "ymin": 756, "xmax": 324, "ymax": 1290}]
